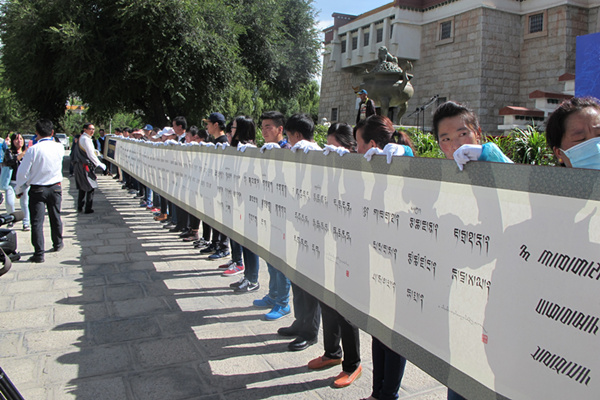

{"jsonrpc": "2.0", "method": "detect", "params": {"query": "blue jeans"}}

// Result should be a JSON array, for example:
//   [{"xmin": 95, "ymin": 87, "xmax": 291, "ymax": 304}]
[
  {"xmin": 6, "ymin": 181, "xmax": 30, "ymax": 226},
  {"xmin": 371, "ymin": 337, "xmax": 407, "ymax": 400},
  {"xmin": 230, "ymin": 240, "xmax": 243, "ymax": 264},
  {"xmin": 145, "ymin": 187, "xmax": 153, "ymax": 204},
  {"xmin": 267, "ymin": 263, "xmax": 291, "ymax": 307}
]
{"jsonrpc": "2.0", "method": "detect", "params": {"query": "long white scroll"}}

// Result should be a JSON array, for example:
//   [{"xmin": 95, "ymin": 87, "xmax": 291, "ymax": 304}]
[{"xmin": 107, "ymin": 138, "xmax": 600, "ymax": 400}]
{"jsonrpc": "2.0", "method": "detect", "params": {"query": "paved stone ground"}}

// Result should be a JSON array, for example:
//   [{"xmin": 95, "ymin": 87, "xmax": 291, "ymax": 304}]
[{"xmin": 0, "ymin": 165, "xmax": 447, "ymax": 400}]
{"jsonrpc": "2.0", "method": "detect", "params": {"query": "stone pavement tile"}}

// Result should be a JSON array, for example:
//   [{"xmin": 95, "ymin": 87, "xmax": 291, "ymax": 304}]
[
  {"xmin": 83, "ymin": 252, "xmax": 128, "ymax": 264},
  {"xmin": 128, "ymin": 366, "xmax": 206, "ymax": 400},
  {"xmin": 400, "ymin": 362, "xmax": 447, "ymax": 395},
  {"xmin": 111, "ymin": 296, "xmax": 172, "ymax": 318},
  {"xmin": 105, "ymin": 283, "xmax": 145, "ymax": 301},
  {"xmin": 87, "ymin": 244, "xmax": 129, "ymax": 254},
  {"xmin": 1, "ymin": 356, "xmax": 42, "ymax": 386},
  {"xmin": 130, "ymin": 334, "xmax": 203, "ymax": 368},
  {"xmin": 60, "ymin": 376, "xmax": 130, "ymax": 400},
  {"xmin": 0, "ymin": 332, "xmax": 23, "ymax": 357},
  {"xmin": 89, "ymin": 316, "xmax": 161, "ymax": 345},
  {"xmin": 0, "ymin": 295, "xmax": 12, "ymax": 312},
  {"xmin": 13, "ymin": 291, "xmax": 69, "ymax": 310},
  {"xmin": 0, "ymin": 308, "xmax": 52, "ymax": 330},
  {"xmin": 4, "ymin": 279, "xmax": 52, "ymax": 294},
  {"xmin": 16, "ymin": 266, "xmax": 65, "ymax": 280},
  {"xmin": 44, "ymin": 344, "xmax": 132, "ymax": 381},
  {"xmin": 61, "ymin": 285, "xmax": 105, "ymax": 304},
  {"xmin": 106, "ymin": 270, "xmax": 152, "ymax": 285},
  {"xmin": 53, "ymin": 302, "xmax": 108, "ymax": 325},
  {"xmin": 23, "ymin": 328, "xmax": 88, "ymax": 354}
]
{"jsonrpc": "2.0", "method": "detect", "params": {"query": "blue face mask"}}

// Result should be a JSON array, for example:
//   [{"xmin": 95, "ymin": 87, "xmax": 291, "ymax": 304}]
[{"xmin": 562, "ymin": 137, "xmax": 600, "ymax": 169}]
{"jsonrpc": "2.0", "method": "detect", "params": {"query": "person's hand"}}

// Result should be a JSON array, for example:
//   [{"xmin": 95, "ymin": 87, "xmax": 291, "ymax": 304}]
[
  {"xmin": 363, "ymin": 147, "xmax": 384, "ymax": 161},
  {"xmin": 453, "ymin": 144, "xmax": 483, "ymax": 171},
  {"xmin": 260, "ymin": 143, "xmax": 281, "ymax": 153},
  {"xmin": 164, "ymin": 139, "xmax": 178, "ymax": 145},
  {"xmin": 323, "ymin": 144, "xmax": 349, "ymax": 156},
  {"xmin": 291, "ymin": 140, "xmax": 322, "ymax": 153},
  {"xmin": 381, "ymin": 143, "xmax": 414, "ymax": 164},
  {"xmin": 216, "ymin": 142, "xmax": 230, "ymax": 150},
  {"xmin": 237, "ymin": 143, "xmax": 256, "ymax": 152}
]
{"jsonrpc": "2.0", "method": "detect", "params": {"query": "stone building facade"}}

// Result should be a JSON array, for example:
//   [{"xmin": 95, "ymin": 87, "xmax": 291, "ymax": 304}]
[{"xmin": 318, "ymin": 0, "xmax": 600, "ymax": 134}]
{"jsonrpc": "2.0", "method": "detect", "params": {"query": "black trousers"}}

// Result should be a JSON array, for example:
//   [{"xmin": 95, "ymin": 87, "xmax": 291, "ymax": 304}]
[
  {"xmin": 290, "ymin": 284, "xmax": 321, "ymax": 341},
  {"xmin": 321, "ymin": 302, "xmax": 361, "ymax": 373},
  {"xmin": 77, "ymin": 189, "xmax": 94, "ymax": 212},
  {"xmin": 29, "ymin": 183, "xmax": 63, "ymax": 257}
]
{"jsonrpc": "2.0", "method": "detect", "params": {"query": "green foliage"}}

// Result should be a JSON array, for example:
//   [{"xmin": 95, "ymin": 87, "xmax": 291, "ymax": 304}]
[
  {"xmin": 0, "ymin": 0, "xmax": 321, "ymax": 127},
  {"xmin": 314, "ymin": 124, "xmax": 328, "ymax": 147},
  {"xmin": 400, "ymin": 127, "xmax": 445, "ymax": 158},
  {"xmin": 488, "ymin": 126, "xmax": 554, "ymax": 165}
]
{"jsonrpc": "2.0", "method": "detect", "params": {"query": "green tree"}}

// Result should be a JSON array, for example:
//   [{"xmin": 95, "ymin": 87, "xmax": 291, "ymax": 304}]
[{"xmin": 0, "ymin": 0, "xmax": 320, "ymax": 127}]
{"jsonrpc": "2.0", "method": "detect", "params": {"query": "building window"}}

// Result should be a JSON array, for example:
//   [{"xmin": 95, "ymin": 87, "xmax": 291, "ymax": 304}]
[
  {"xmin": 524, "ymin": 10, "xmax": 547, "ymax": 39},
  {"xmin": 529, "ymin": 13, "xmax": 543, "ymax": 33},
  {"xmin": 331, "ymin": 108, "xmax": 338, "ymax": 122},
  {"xmin": 440, "ymin": 21, "xmax": 451, "ymax": 40},
  {"xmin": 376, "ymin": 28, "xmax": 383, "ymax": 43},
  {"xmin": 341, "ymin": 38, "xmax": 346, "ymax": 53},
  {"xmin": 547, "ymin": 99, "xmax": 559, "ymax": 105},
  {"xmin": 364, "ymin": 32, "xmax": 370, "ymax": 46},
  {"xmin": 436, "ymin": 17, "xmax": 454, "ymax": 45},
  {"xmin": 390, "ymin": 24, "xmax": 393, "ymax": 39},
  {"xmin": 352, "ymin": 36, "xmax": 358, "ymax": 50}
]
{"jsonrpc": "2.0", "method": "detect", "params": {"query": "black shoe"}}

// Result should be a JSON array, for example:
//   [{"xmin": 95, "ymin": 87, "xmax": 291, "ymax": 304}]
[
  {"xmin": 27, "ymin": 255, "xmax": 44, "ymax": 263},
  {"xmin": 288, "ymin": 337, "xmax": 317, "ymax": 352},
  {"xmin": 233, "ymin": 279, "xmax": 259, "ymax": 293},
  {"xmin": 163, "ymin": 223, "xmax": 176, "ymax": 229},
  {"xmin": 179, "ymin": 230, "xmax": 193, "ymax": 238},
  {"xmin": 169, "ymin": 226, "xmax": 185, "ymax": 233},
  {"xmin": 277, "ymin": 326, "xmax": 299, "ymax": 337},
  {"xmin": 84, "ymin": 209, "xmax": 94, "ymax": 214},
  {"xmin": 50, "ymin": 243, "xmax": 64, "ymax": 252},
  {"xmin": 77, "ymin": 208, "xmax": 83, "ymax": 212},
  {"xmin": 200, "ymin": 245, "xmax": 217, "ymax": 254},
  {"xmin": 229, "ymin": 277, "xmax": 246, "ymax": 288}
]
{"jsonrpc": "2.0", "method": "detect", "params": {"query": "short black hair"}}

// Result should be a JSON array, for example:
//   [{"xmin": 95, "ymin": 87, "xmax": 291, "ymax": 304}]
[
  {"xmin": 173, "ymin": 116, "xmax": 187, "ymax": 130},
  {"xmin": 189, "ymin": 125, "xmax": 199, "ymax": 137},
  {"xmin": 83, "ymin": 122, "xmax": 93, "ymax": 130},
  {"xmin": 284, "ymin": 113, "xmax": 314, "ymax": 141},
  {"xmin": 197, "ymin": 129, "xmax": 209, "ymax": 141},
  {"xmin": 546, "ymin": 97, "xmax": 600, "ymax": 150},
  {"xmin": 432, "ymin": 101, "xmax": 479, "ymax": 141},
  {"xmin": 260, "ymin": 111, "xmax": 285, "ymax": 128},
  {"xmin": 36, "ymin": 119, "xmax": 53, "ymax": 137}
]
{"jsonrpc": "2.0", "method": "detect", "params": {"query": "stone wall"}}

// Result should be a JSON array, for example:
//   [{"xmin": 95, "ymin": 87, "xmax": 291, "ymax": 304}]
[
  {"xmin": 319, "ymin": 51, "xmax": 364, "ymax": 125},
  {"xmin": 404, "ymin": 8, "xmax": 485, "ymax": 132}
]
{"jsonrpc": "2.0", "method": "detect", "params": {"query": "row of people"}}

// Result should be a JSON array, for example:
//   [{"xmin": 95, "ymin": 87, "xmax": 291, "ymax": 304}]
[{"xmin": 104, "ymin": 96, "xmax": 599, "ymax": 400}]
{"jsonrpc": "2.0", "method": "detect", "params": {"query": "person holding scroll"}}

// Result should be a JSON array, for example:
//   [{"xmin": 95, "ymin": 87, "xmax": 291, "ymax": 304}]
[
  {"xmin": 545, "ymin": 96, "xmax": 600, "ymax": 169},
  {"xmin": 432, "ymin": 101, "xmax": 512, "ymax": 400},
  {"xmin": 355, "ymin": 115, "xmax": 415, "ymax": 396}
]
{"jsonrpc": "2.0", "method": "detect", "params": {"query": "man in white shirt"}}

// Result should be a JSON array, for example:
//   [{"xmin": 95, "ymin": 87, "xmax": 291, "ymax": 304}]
[
  {"xmin": 16, "ymin": 119, "xmax": 65, "ymax": 263},
  {"xmin": 73, "ymin": 123, "xmax": 106, "ymax": 213}
]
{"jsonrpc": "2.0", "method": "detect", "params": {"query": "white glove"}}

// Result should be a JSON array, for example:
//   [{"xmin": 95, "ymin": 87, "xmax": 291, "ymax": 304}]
[
  {"xmin": 203, "ymin": 142, "xmax": 216, "ymax": 148},
  {"xmin": 99, "ymin": 163, "xmax": 107, "ymax": 171},
  {"xmin": 216, "ymin": 142, "xmax": 230, "ymax": 150},
  {"xmin": 164, "ymin": 139, "xmax": 178, "ymax": 145},
  {"xmin": 363, "ymin": 147, "xmax": 384, "ymax": 161},
  {"xmin": 291, "ymin": 140, "xmax": 322, "ymax": 154},
  {"xmin": 237, "ymin": 143, "xmax": 257, "ymax": 152},
  {"xmin": 323, "ymin": 144, "xmax": 349, "ymax": 156},
  {"xmin": 453, "ymin": 144, "xmax": 483, "ymax": 171},
  {"xmin": 260, "ymin": 143, "xmax": 281, "ymax": 153},
  {"xmin": 382, "ymin": 143, "xmax": 406, "ymax": 164}
]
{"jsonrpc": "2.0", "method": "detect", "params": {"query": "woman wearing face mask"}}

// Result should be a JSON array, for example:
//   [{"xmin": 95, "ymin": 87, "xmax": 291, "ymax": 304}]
[{"xmin": 545, "ymin": 97, "xmax": 600, "ymax": 169}]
